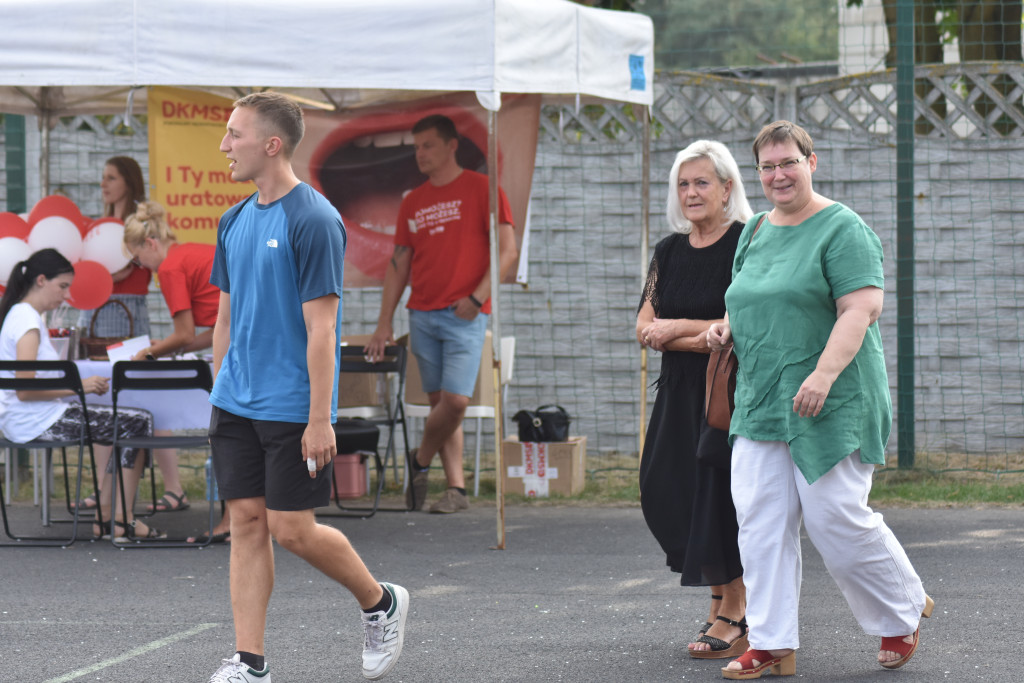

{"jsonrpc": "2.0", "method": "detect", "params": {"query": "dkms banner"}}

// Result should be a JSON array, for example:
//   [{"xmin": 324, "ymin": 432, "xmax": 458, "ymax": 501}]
[{"xmin": 148, "ymin": 87, "xmax": 252, "ymax": 246}]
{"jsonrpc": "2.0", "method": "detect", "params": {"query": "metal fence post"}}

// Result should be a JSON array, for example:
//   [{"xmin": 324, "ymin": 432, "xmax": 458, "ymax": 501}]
[{"xmin": 896, "ymin": 0, "xmax": 916, "ymax": 468}]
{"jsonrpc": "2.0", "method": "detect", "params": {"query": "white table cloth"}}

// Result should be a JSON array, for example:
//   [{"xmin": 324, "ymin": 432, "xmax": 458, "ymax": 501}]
[{"xmin": 73, "ymin": 360, "xmax": 212, "ymax": 431}]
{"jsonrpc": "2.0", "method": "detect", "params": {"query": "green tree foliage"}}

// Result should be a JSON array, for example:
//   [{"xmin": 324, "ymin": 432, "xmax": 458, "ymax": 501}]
[
  {"xmin": 847, "ymin": 0, "xmax": 1022, "ymax": 134},
  {"xmin": 575, "ymin": 0, "xmax": 839, "ymax": 69}
]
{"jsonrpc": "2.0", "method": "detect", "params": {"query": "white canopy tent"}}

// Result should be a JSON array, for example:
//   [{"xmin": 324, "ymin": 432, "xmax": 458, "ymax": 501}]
[
  {"xmin": 1, "ymin": 0, "xmax": 653, "ymax": 115},
  {"xmin": 1, "ymin": 0, "xmax": 654, "ymax": 547}
]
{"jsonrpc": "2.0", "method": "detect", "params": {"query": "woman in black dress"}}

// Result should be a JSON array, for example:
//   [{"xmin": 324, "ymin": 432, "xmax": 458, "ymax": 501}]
[{"xmin": 637, "ymin": 140, "xmax": 752, "ymax": 659}]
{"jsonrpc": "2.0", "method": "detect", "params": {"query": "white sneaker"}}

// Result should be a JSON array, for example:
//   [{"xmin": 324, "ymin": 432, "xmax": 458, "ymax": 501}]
[
  {"xmin": 209, "ymin": 653, "xmax": 271, "ymax": 682},
  {"xmin": 361, "ymin": 582, "xmax": 409, "ymax": 679}
]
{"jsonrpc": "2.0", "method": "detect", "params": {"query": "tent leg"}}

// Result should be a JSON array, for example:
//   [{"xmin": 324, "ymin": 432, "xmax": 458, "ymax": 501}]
[{"xmin": 487, "ymin": 107, "xmax": 505, "ymax": 551}]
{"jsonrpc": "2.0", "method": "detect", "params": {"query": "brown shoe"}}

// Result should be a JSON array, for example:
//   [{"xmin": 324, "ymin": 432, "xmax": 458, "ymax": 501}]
[{"xmin": 429, "ymin": 488, "xmax": 469, "ymax": 514}]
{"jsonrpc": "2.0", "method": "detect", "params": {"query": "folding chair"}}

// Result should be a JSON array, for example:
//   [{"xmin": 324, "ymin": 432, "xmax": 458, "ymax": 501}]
[
  {"xmin": 323, "ymin": 345, "xmax": 411, "ymax": 518},
  {"xmin": 337, "ymin": 336, "xmax": 411, "ymax": 486},
  {"xmin": 0, "ymin": 360, "xmax": 96, "ymax": 547},
  {"xmin": 109, "ymin": 360, "xmax": 217, "ymax": 548}
]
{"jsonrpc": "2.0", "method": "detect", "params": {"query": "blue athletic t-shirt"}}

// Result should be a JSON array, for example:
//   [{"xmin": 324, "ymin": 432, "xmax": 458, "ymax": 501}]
[{"xmin": 209, "ymin": 183, "xmax": 346, "ymax": 423}]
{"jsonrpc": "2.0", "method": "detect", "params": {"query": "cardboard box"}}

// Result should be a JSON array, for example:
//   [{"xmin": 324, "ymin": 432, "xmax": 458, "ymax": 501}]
[
  {"xmin": 338, "ymin": 334, "xmax": 380, "ymax": 408},
  {"xmin": 502, "ymin": 436, "xmax": 586, "ymax": 497}
]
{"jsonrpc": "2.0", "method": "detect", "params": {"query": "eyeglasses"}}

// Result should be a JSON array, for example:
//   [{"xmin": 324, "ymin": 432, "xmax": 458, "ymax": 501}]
[{"xmin": 755, "ymin": 156, "xmax": 806, "ymax": 175}]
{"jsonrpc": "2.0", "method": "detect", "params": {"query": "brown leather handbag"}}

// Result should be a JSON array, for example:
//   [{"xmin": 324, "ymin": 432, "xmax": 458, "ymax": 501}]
[
  {"xmin": 705, "ymin": 346, "xmax": 737, "ymax": 431},
  {"xmin": 702, "ymin": 212, "xmax": 767, "ymax": 432}
]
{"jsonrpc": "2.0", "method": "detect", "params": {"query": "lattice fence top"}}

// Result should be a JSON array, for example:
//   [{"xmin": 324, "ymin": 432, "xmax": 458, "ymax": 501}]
[
  {"xmin": 56, "ymin": 114, "xmax": 147, "ymax": 140},
  {"xmin": 540, "ymin": 62, "xmax": 1024, "ymax": 145},
  {"xmin": 800, "ymin": 62, "xmax": 1024, "ymax": 141}
]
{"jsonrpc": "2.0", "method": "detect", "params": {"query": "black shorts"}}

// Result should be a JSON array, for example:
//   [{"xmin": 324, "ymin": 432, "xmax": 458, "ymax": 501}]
[{"xmin": 208, "ymin": 406, "xmax": 334, "ymax": 511}]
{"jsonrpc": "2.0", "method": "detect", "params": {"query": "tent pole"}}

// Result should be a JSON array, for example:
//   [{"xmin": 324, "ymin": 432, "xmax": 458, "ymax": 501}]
[
  {"xmin": 487, "ymin": 107, "xmax": 505, "ymax": 551},
  {"xmin": 638, "ymin": 106, "xmax": 651, "ymax": 465}
]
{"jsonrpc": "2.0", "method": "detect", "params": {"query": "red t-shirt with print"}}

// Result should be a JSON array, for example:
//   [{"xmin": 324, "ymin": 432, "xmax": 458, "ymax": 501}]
[
  {"xmin": 394, "ymin": 170, "xmax": 513, "ymax": 314},
  {"xmin": 157, "ymin": 243, "xmax": 220, "ymax": 327}
]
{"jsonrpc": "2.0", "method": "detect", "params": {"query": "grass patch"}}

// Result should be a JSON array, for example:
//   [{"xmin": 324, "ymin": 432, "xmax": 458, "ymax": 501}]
[
  {"xmin": 7, "ymin": 449, "xmax": 1023, "ymax": 509},
  {"xmin": 869, "ymin": 468, "xmax": 1024, "ymax": 507}
]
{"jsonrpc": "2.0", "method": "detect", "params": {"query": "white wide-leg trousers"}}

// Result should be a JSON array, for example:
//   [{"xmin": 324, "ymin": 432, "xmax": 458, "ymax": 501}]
[{"xmin": 730, "ymin": 438, "xmax": 927, "ymax": 650}]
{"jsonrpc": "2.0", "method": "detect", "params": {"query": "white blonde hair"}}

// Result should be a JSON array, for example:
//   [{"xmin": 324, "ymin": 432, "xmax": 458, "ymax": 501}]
[{"xmin": 665, "ymin": 140, "xmax": 753, "ymax": 234}]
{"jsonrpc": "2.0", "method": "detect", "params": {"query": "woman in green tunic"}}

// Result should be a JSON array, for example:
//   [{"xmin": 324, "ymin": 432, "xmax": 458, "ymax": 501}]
[{"xmin": 708, "ymin": 121, "xmax": 933, "ymax": 680}]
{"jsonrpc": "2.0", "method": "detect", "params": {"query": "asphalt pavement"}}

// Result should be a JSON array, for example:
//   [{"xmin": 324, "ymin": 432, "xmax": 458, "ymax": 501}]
[{"xmin": 0, "ymin": 500, "xmax": 1020, "ymax": 682}]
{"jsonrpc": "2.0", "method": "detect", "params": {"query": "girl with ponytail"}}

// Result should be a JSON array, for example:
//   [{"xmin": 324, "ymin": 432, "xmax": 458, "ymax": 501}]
[{"xmin": 0, "ymin": 249, "xmax": 163, "ymax": 540}]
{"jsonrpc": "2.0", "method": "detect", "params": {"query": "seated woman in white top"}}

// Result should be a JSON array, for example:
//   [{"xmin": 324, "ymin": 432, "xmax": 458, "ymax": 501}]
[{"xmin": 0, "ymin": 248, "xmax": 163, "ymax": 540}]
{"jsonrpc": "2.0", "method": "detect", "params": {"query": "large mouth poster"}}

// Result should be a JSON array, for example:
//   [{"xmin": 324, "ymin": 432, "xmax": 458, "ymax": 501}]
[{"xmin": 150, "ymin": 88, "xmax": 539, "ymax": 287}]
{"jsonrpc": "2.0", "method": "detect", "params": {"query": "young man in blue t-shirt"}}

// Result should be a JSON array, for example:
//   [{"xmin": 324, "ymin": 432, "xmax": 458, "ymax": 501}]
[{"xmin": 207, "ymin": 92, "xmax": 408, "ymax": 683}]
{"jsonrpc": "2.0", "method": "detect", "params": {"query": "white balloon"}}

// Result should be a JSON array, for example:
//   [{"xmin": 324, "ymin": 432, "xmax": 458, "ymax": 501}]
[
  {"xmin": 28, "ymin": 216, "xmax": 83, "ymax": 263},
  {"xmin": 0, "ymin": 237, "xmax": 32, "ymax": 286},
  {"xmin": 82, "ymin": 219, "xmax": 130, "ymax": 273}
]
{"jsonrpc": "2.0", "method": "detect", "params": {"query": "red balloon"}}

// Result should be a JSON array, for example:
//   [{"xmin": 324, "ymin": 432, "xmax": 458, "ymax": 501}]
[
  {"xmin": 77, "ymin": 213, "xmax": 97, "ymax": 237},
  {"xmin": 0, "ymin": 212, "xmax": 31, "ymax": 240},
  {"xmin": 67, "ymin": 260, "xmax": 114, "ymax": 310},
  {"xmin": 28, "ymin": 195, "xmax": 85, "ymax": 229}
]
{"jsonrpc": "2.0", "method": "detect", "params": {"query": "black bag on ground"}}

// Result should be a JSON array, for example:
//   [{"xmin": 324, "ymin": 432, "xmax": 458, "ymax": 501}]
[{"xmin": 512, "ymin": 405, "xmax": 571, "ymax": 442}]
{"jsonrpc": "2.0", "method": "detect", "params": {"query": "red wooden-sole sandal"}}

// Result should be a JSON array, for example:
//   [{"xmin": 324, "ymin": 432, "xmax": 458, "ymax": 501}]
[
  {"xmin": 721, "ymin": 649, "xmax": 796, "ymax": 680},
  {"xmin": 879, "ymin": 594, "xmax": 934, "ymax": 670}
]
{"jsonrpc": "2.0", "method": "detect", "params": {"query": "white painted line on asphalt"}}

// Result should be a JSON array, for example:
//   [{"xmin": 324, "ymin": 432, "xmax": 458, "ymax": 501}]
[{"xmin": 42, "ymin": 622, "xmax": 219, "ymax": 683}]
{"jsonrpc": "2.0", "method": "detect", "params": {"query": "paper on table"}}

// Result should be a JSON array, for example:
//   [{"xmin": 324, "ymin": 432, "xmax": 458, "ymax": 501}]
[{"xmin": 106, "ymin": 335, "xmax": 151, "ymax": 363}]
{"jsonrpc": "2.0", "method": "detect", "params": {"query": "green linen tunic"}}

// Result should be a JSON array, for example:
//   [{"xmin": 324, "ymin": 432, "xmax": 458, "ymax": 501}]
[{"xmin": 725, "ymin": 203, "xmax": 891, "ymax": 484}]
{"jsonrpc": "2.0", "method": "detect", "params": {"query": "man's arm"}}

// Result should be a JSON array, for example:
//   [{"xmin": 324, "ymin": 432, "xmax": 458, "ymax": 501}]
[
  {"xmin": 211, "ymin": 291, "xmax": 231, "ymax": 380},
  {"xmin": 366, "ymin": 244, "xmax": 412, "ymax": 361},
  {"xmin": 453, "ymin": 222, "xmax": 517, "ymax": 320},
  {"xmin": 301, "ymin": 294, "xmax": 340, "ymax": 477}
]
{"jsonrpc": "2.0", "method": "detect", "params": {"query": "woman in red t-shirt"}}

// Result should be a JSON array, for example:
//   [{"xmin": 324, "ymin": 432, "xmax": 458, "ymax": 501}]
[
  {"xmin": 119, "ymin": 201, "xmax": 227, "ymax": 537},
  {"xmin": 122, "ymin": 201, "xmax": 218, "ymax": 360},
  {"xmin": 79, "ymin": 157, "xmax": 154, "ymax": 337}
]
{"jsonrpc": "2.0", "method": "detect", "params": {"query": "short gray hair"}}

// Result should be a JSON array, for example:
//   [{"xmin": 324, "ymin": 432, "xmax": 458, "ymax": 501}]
[{"xmin": 665, "ymin": 140, "xmax": 753, "ymax": 234}]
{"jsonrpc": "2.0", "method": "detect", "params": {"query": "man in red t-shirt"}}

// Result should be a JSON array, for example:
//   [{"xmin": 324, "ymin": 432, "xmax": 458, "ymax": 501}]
[{"xmin": 367, "ymin": 114, "xmax": 517, "ymax": 514}]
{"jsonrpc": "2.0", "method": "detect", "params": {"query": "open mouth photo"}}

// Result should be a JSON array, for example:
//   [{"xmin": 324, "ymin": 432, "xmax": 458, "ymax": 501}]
[{"xmin": 308, "ymin": 105, "xmax": 488, "ymax": 285}]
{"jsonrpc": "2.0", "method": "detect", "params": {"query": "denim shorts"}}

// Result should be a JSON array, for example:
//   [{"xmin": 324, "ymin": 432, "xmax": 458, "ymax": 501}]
[{"xmin": 408, "ymin": 307, "xmax": 488, "ymax": 398}]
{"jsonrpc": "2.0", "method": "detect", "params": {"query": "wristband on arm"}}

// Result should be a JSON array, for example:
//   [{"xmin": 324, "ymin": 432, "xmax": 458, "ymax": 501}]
[{"xmin": 468, "ymin": 294, "xmax": 483, "ymax": 308}]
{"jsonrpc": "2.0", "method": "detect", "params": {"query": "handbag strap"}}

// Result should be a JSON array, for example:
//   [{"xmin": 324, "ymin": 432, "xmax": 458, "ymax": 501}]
[
  {"xmin": 716, "ymin": 215, "xmax": 766, "ymax": 359},
  {"xmin": 751, "ymin": 212, "xmax": 767, "ymax": 241},
  {"xmin": 88, "ymin": 298, "xmax": 135, "ymax": 337},
  {"xmin": 536, "ymin": 404, "xmax": 568, "ymax": 418}
]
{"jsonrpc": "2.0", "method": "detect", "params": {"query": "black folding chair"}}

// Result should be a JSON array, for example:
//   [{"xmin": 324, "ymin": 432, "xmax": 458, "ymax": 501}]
[
  {"xmin": 109, "ymin": 360, "xmax": 217, "ymax": 548},
  {"xmin": 322, "ymin": 345, "xmax": 412, "ymax": 518},
  {"xmin": 0, "ymin": 360, "xmax": 97, "ymax": 547}
]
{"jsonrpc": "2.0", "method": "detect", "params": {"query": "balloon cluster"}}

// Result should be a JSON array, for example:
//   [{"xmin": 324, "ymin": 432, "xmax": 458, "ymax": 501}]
[{"xmin": 0, "ymin": 196, "xmax": 130, "ymax": 309}]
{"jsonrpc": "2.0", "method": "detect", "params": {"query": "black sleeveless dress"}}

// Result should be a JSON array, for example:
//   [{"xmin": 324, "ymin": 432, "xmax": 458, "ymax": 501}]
[{"xmin": 638, "ymin": 223, "xmax": 743, "ymax": 587}]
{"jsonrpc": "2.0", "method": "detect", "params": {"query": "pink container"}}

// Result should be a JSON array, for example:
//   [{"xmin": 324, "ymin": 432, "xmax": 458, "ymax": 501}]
[{"xmin": 333, "ymin": 453, "xmax": 367, "ymax": 499}]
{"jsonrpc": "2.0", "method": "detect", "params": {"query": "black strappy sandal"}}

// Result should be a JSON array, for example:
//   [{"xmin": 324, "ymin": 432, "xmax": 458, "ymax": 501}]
[
  {"xmin": 689, "ymin": 615, "xmax": 749, "ymax": 659},
  {"xmin": 694, "ymin": 594, "xmax": 724, "ymax": 641},
  {"xmin": 113, "ymin": 520, "xmax": 167, "ymax": 541}
]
